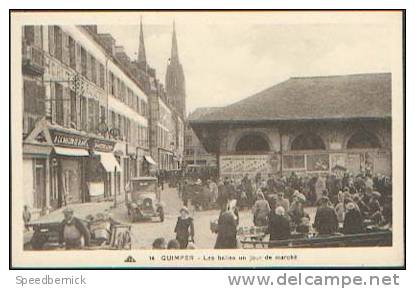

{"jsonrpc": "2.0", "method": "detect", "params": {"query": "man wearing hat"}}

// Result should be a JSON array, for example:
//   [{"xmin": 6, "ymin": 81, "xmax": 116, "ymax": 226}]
[{"xmin": 59, "ymin": 207, "xmax": 91, "ymax": 249}]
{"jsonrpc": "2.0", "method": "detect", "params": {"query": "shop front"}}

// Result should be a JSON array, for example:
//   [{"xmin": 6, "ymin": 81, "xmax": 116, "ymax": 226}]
[
  {"xmin": 51, "ymin": 130, "xmax": 121, "ymax": 206},
  {"xmin": 22, "ymin": 142, "xmax": 52, "ymax": 218},
  {"xmin": 50, "ymin": 130, "xmax": 91, "ymax": 206},
  {"xmin": 89, "ymin": 138, "xmax": 121, "ymax": 201}
]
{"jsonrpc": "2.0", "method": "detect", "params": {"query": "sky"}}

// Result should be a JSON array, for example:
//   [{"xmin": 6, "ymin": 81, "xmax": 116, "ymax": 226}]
[{"xmin": 98, "ymin": 11, "xmax": 402, "ymax": 115}]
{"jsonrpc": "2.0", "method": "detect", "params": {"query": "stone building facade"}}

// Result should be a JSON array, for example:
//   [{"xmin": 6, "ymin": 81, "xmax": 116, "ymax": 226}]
[
  {"xmin": 190, "ymin": 73, "xmax": 392, "ymax": 180},
  {"xmin": 21, "ymin": 24, "xmax": 153, "ymax": 218}
]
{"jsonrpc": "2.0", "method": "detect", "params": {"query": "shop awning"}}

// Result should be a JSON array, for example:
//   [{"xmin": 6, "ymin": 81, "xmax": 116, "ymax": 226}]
[
  {"xmin": 144, "ymin": 155, "xmax": 157, "ymax": 166},
  {"xmin": 95, "ymin": 152, "xmax": 122, "ymax": 173},
  {"xmin": 23, "ymin": 143, "xmax": 52, "ymax": 156},
  {"xmin": 54, "ymin": 147, "xmax": 89, "ymax": 157}
]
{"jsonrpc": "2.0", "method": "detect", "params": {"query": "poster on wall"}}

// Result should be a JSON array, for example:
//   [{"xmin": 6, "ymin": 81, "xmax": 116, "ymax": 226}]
[
  {"xmin": 373, "ymin": 151, "xmax": 392, "ymax": 175},
  {"xmin": 219, "ymin": 154, "xmax": 276, "ymax": 179},
  {"xmin": 346, "ymin": 153, "xmax": 362, "ymax": 174},
  {"xmin": 330, "ymin": 153, "xmax": 347, "ymax": 171},
  {"xmin": 306, "ymin": 154, "xmax": 330, "ymax": 171},
  {"xmin": 282, "ymin": 154, "xmax": 305, "ymax": 170}
]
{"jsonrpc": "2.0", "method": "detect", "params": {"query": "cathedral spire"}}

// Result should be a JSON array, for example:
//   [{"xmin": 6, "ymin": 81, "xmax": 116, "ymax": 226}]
[
  {"xmin": 170, "ymin": 20, "xmax": 179, "ymax": 64},
  {"xmin": 138, "ymin": 16, "xmax": 147, "ymax": 67},
  {"xmin": 166, "ymin": 21, "xmax": 186, "ymax": 117}
]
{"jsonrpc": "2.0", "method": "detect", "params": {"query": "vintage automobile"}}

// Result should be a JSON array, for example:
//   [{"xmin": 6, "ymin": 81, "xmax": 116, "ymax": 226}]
[{"xmin": 125, "ymin": 177, "xmax": 165, "ymax": 222}]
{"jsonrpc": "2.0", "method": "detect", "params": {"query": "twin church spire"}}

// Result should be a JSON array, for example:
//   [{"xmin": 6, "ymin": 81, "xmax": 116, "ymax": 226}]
[
  {"xmin": 138, "ymin": 18, "xmax": 186, "ymax": 117},
  {"xmin": 170, "ymin": 21, "xmax": 180, "ymax": 65},
  {"xmin": 137, "ymin": 17, "xmax": 147, "ymax": 69}
]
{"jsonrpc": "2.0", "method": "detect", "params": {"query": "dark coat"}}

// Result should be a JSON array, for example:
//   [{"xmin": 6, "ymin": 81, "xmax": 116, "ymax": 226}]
[
  {"xmin": 268, "ymin": 214, "xmax": 291, "ymax": 248},
  {"xmin": 343, "ymin": 209, "xmax": 364, "ymax": 234},
  {"xmin": 217, "ymin": 186, "xmax": 230, "ymax": 209},
  {"xmin": 59, "ymin": 217, "xmax": 91, "ymax": 247},
  {"xmin": 214, "ymin": 211, "xmax": 237, "ymax": 249},
  {"xmin": 313, "ymin": 206, "xmax": 339, "ymax": 235},
  {"xmin": 174, "ymin": 217, "xmax": 195, "ymax": 249}
]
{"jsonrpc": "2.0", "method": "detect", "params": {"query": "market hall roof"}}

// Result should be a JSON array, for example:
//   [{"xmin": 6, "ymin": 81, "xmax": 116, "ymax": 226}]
[
  {"xmin": 189, "ymin": 73, "xmax": 391, "ymax": 124},
  {"xmin": 187, "ymin": 107, "xmax": 222, "ymax": 120}
]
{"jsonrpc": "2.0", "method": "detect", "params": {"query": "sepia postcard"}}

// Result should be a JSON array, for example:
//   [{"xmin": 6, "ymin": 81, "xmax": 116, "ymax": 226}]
[{"xmin": 10, "ymin": 10, "xmax": 405, "ymax": 268}]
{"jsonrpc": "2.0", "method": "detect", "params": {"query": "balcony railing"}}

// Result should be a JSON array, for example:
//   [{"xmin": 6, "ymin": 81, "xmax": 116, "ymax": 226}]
[{"xmin": 22, "ymin": 44, "xmax": 45, "ymax": 75}]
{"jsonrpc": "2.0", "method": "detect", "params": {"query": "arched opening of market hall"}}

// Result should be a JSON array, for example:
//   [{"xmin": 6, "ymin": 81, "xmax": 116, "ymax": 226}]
[
  {"xmin": 347, "ymin": 131, "xmax": 382, "ymax": 149},
  {"xmin": 291, "ymin": 133, "xmax": 326, "ymax": 151},
  {"xmin": 235, "ymin": 133, "xmax": 271, "ymax": 153}
]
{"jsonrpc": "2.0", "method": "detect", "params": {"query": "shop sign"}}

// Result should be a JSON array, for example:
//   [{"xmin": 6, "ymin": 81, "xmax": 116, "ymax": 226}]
[
  {"xmin": 93, "ymin": 139, "xmax": 115, "ymax": 153},
  {"xmin": 50, "ymin": 130, "xmax": 89, "ymax": 149}
]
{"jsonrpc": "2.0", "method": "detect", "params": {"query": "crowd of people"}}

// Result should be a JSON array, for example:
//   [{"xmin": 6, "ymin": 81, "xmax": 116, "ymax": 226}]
[
  {"xmin": 152, "ymin": 171, "xmax": 392, "ymax": 249},
  {"xmin": 46, "ymin": 170, "xmax": 392, "ymax": 250}
]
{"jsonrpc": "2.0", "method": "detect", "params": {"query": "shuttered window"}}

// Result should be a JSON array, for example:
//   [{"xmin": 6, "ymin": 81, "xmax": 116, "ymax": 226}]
[
  {"xmin": 91, "ymin": 56, "xmax": 97, "ymax": 84},
  {"xmin": 54, "ymin": 83, "xmax": 64, "ymax": 126},
  {"xmin": 69, "ymin": 36, "xmax": 76, "ymax": 70},
  {"xmin": 75, "ymin": 43, "xmax": 82, "ymax": 73},
  {"xmin": 81, "ymin": 96, "xmax": 88, "ymax": 131},
  {"xmin": 94, "ymin": 100, "xmax": 100, "ymax": 133},
  {"xmin": 23, "ymin": 26, "xmax": 42, "ymax": 48},
  {"xmin": 23, "ymin": 80, "xmax": 45, "ymax": 115},
  {"xmin": 88, "ymin": 99, "xmax": 95, "ymax": 133},
  {"xmin": 99, "ymin": 63, "xmax": 105, "ymax": 89},
  {"xmin": 81, "ymin": 47, "xmax": 87, "ymax": 77},
  {"xmin": 70, "ymin": 90, "xmax": 77, "ymax": 127},
  {"xmin": 48, "ymin": 26, "xmax": 55, "ymax": 56},
  {"xmin": 62, "ymin": 31, "xmax": 69, "ymax": 66},
  {"xmin": 86, "ymin": 52, "xmax": 92, "ymax": 81},
  {"xmin": 54, "ymin": 26, "xmax": 62, "ymax": 61}
]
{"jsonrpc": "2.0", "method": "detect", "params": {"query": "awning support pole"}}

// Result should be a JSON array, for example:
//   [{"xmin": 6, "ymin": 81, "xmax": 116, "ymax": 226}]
[{"xmin": 113, "ymin": 165, "xmax": 117, "ymax": 208}]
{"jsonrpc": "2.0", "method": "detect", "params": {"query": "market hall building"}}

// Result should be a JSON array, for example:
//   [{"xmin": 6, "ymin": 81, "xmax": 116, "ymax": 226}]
[{"xmin": 189, "ymin": 73, "xmax": 391, "ymax": 180}]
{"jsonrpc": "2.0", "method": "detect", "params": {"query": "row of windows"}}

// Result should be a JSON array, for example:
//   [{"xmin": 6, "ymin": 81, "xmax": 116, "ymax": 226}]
[
  {"xmin": 184, "ymin": 149, "xmax": 194, "ymax": 156},
  {"xmin": 108, "ymin": 110, "xmax": 149, "ymax": 148},
  {"xmin": 157, "ymin": 126, "xmax": 172, "ymax": 150},
  {"xmin": 108, "ymin": 71, "xmax": 148, "ymax": 117},
  {"xmin": 184, "ymin": 135, "xmax": 193, "ymax": 146},
  {"xmin": 24, "ymin": 25, "xmax": 149, "ymax": 119},
  {"xmin": 45, "ymin": 25, "xmax": 107, "ymax": 90},
  {"xmin": 51, "ymin": 82, "xmax": 103, "ymax": 134},
  {"xmin": 27, "ymin": 80, "xmax": 149, "ymax": 148}
]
